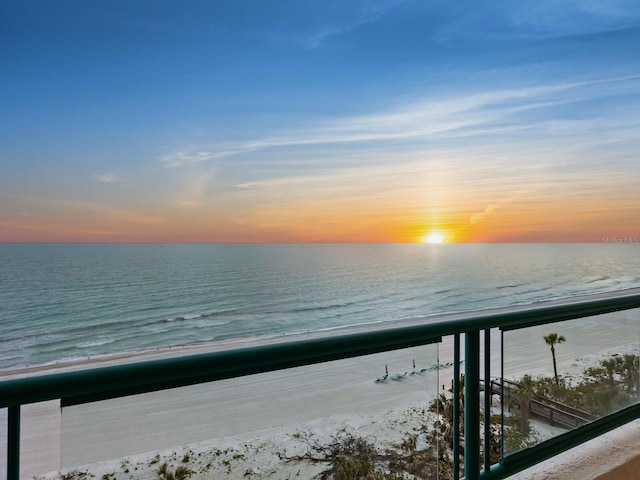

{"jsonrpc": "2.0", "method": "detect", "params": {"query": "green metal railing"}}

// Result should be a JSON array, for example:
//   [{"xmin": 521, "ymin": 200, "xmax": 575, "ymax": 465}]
[{"xmin": 2, "ymin": 290, "xmax": 640, "ymax": 480}]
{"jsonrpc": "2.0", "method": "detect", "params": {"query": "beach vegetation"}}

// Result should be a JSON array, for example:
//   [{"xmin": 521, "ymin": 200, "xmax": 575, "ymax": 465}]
[
  {"xmin": 59, "ymin": 470, "xmax": 94, "ymax": 480},
  {"xmin": 328, "ymin": 455, "xmax": 376, "ymax": 479},
  {"xmin": 426, "ymin": 394, "xmax": 461, "ymax": 478},
  {"xmin": 180, "ymin": 449, "xmax": 193, "ymax": 463},
  {"xmin": 156, "ymin": 463, "xmax": 192, "ymax": 480},
  {"xmin": 520, "ymin": 353, "xmax": 639, "ymax": 416},
  {"xmin": 280, "ymin": 426, "xmax": 443, "ymax": 479},
  {"xmin": 577, "ymin": 353, "xmax": 639, "ymax": 413},
  {"xmin": 119, "ymin": 459, "xmax": 131, "ymax": 475},
  {"xmin": 500, "ymin": 352, "xmax": 640, "ymax": 454},
  {"xmin": 503, "ymin": 417, "xmax": 539, "ymax": 454},
  {"xmin": 388, "ymin": 443, "xmax": 441, "ymax": 479},
  {"xmin": 509, "ymin": 375, "xmax": 535, "ymax": 435},
  {"xmin": 483, "ymin": 419, "xmax": 502, "ymax": 465},
  {"xmin": 428, "ymin": 392, "xmax": 462, "ymax": 451},
  {"xmin": 321, "ymin": 433, "xmax": 378, "ymax": 478}
]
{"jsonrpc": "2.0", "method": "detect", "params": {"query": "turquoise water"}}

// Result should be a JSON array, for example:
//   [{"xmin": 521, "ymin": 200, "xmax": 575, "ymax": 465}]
[{"xmin": 1, "ymin": 243, "xmax": 639, "ymax": 370}]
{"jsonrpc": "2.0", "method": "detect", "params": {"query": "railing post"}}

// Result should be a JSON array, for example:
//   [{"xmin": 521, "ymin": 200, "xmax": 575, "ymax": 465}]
[
  {"xmin": 500, "ymin": 329, "xmax": 505, "ymax": 461},
  {"xmin": 8, "ymin": 405, "xmax": 21, "ymax": 480},
  {"xmin": 464, "ymin": 330, "xmax": 480, "ymax": 480},
  {"xmin": 453, "ymin": 333, "xmax": 461, "ymax": 480},
  {"xmin": 484, "ymin": 328, "xmax": 492, "ymax": 473}
]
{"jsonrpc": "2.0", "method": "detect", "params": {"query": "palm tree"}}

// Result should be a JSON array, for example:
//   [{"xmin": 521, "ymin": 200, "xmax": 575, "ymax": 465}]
[{"xmin": 543, "ymin": 333, "xmax": 566, "ymax": 386}]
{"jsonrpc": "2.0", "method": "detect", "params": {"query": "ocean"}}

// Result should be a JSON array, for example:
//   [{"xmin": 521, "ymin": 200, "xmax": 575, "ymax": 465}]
[{"xmin": 1, "ymin": 243, "xmax": 639, "ymax": 371}]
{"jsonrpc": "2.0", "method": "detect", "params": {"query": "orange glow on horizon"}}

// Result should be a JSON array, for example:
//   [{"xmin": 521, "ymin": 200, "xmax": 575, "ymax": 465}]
[{"xmin": 2, "ymin": 189, "xmax": 639, "ymax": 244}]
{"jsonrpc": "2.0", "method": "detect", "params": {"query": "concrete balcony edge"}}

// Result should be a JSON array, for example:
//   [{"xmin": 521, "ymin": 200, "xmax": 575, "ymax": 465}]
[{"xmin": 508, "ymin": 419, "xmax": 640, "ymax": 480}]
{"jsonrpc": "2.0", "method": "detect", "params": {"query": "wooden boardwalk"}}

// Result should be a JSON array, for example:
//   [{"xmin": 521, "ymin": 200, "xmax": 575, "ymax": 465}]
[{"xmin": 480, "ymin": 378, "xmax": 597, "ymax": 429}]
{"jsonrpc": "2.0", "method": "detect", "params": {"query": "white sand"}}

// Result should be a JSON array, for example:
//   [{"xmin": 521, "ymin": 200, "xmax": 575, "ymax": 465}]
[
  {"xmin": 0, "ymin": 304, "xmax": 637, "ymax": 480},
  {"xmin": 2, "ymin": 344, "xmax": 448, "ymax": 479}
]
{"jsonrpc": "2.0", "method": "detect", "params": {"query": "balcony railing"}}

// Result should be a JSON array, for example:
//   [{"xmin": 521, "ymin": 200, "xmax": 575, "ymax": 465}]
[{"xmin": 1, "ymin": 290, "xmax": 639, "ymax": 480}]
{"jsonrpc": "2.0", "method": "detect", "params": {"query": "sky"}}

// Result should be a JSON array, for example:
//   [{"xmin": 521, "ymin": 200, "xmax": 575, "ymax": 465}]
[{"xmin": 1, "ymin": 0, "xmax": 640, "ymax": 243}]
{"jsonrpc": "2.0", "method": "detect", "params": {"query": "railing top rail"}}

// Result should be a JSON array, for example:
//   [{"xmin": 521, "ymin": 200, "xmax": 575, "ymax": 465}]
[
  {"xmin": 441, "ymin": 288, "xmax": 640, "ymax": 332},
  {"xmin": 1, "ymin": 289, "xmax": 639, "ymax": 407}
]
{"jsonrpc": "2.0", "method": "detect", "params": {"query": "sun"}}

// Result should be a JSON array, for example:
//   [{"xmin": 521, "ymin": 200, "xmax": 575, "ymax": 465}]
[{"xmin": 423, "ymin": 231, "xmax": 446, "ymax": 244}]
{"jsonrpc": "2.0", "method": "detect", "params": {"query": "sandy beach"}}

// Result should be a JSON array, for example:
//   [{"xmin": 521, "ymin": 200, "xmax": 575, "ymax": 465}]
[{"xmin": 1, "ymin": 307, "xmax": 638, "ymax": 480}]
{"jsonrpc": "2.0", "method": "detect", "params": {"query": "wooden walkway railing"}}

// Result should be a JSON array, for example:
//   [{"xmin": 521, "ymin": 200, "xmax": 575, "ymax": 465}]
[{"xmin": 480, "ymin": 378, "xmax": 596, "ymax": 429}]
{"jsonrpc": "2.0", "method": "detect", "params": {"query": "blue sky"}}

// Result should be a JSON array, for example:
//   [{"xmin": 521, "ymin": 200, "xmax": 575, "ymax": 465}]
[{"xmin": 2, "ymin": 0, "xmax": 640, "ymax": 242}]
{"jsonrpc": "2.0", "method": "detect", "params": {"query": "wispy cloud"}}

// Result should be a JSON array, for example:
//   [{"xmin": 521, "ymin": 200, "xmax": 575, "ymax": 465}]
[
  {"xmin": 435, "ymin": 0, "xmax": 640, "ymax": 44},
  {"xmin": 161, "ymin": 150, "xmax": 257, "ymax": 168},
  {"xmin": 162, "ymin": 75, "xmax": 640, "ymax": 167},
  {"xmin": 457, "ymin": 189, "xmax": 535, "ymax": 231},
  {"xmin": 307, "ymin": 0, "xmax": 405, "ymax": 48},
  {"xmin": 94, "ymin": 173, "xmax": 123, "ymax": 183},
  {"xmin": 468, "ymin": 204, "xmax": 499, "ymax": 226},
  {"xmin": 235, "ymin": 182, "xmax": 262, "ymax": 190}
]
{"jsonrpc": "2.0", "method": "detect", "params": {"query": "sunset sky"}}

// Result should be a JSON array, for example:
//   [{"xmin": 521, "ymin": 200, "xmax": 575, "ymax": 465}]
[{"xmin": 2, "ymin": 1, "xmax": 640, "ymax": 243}]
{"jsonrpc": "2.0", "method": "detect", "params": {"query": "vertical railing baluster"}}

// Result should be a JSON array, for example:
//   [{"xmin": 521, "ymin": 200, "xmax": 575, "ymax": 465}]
[
  {"xmin": 464, "ymin": 330, "xmax": 480, "ymax": 480},
  {"xmin": 500, "ymin": 329, "xmax": 505, "ymax": 462},
  {"xmin": 484, "ymin": 328, "xmax": 491, "ymax": 473},
  {"xmin": 8, "ymin": 404, "xmax": 21, "ymax": 480},
  {"xmin": 453, "ymin": 333, "xmax": 460, "ymax": 480}
]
